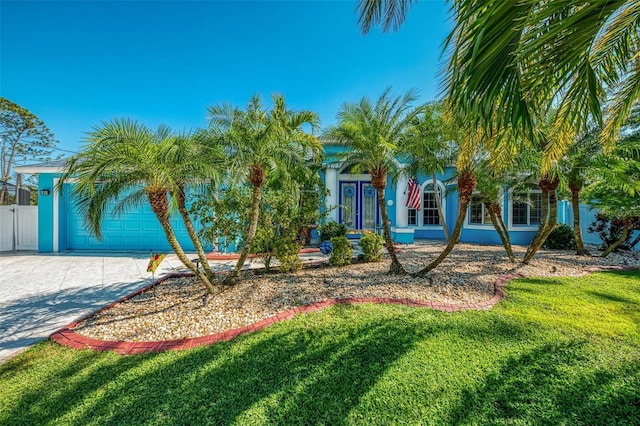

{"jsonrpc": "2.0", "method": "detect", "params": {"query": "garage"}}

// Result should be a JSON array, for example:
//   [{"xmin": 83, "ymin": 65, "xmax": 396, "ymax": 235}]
[{"xmin": 64, "ymin": 192, "xmax": 197, "ymax": 251}]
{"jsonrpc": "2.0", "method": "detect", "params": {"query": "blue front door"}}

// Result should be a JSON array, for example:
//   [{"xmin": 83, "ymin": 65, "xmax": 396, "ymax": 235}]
[{"xmin": 338, "ymin": 181, "xmax": 379, "ymax": 231}]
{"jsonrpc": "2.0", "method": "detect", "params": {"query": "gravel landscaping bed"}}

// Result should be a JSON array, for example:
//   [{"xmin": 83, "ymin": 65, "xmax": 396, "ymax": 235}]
[{"xmin": 73, "ymin": 242, "xmax": 640, "ymax": 342}]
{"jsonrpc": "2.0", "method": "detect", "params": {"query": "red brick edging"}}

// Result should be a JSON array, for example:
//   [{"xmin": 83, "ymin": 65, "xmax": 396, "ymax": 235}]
[{"xmin": 49, "ymin": 265, "xmax": 636, "ymax": 355}]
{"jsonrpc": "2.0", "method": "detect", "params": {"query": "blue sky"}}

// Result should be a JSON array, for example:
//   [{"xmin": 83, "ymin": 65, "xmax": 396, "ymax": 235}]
[{"xmin": 1, "ymin": 0, "xmax": 452, "ymax": 158}]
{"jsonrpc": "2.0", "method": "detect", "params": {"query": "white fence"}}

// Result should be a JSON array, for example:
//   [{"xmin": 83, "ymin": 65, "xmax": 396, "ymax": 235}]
[{"xmin": 0, "ymin": 205, "xmax": 38, "ymax": 251}]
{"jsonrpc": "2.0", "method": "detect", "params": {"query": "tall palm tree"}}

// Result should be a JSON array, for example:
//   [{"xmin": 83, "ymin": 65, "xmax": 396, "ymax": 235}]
[
  {"xmin": 401, "ymin": 100, "xmax": 454, "ymax": 241},
  {"xmin": 358, "ymin": 1, "xmax": 640, "ymax": 173},
  {"xmin": 208, "ymin": 94, "xmax": 321, "ymax": 286},
  {"xmin": 326, "ymin": 87, "xmax": 421, "ymax": 275},
  {"xmin": 58, "ymin": 119, "xmax": 223, "ymax": 294}
]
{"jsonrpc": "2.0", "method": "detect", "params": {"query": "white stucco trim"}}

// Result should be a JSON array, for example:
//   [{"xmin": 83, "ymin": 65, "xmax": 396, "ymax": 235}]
[
  {"xmin": 325, "ymin": 167, "xmax": 339, "ymax": 222},
  {"xmin": 395, "ymin": 174, "xmax": 408, "ymax": 227}
]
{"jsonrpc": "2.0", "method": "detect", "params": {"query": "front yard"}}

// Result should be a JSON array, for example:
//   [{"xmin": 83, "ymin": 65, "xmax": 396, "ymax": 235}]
[{"xmin": 1, "ymin": 269, "xmax": 638, "ymax": 425}]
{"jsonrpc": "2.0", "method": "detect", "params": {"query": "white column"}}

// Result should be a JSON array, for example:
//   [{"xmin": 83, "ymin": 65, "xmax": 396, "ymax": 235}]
[
  {"xmin": 395, "ymin": 174, "xmax": 408, "ymax": 227},
  {"xmin": 325, "ymin": 166, "xmax": 339, "ymax": 222}
]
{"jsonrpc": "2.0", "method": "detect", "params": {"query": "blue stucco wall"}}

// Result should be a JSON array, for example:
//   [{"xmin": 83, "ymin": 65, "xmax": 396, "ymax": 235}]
[
  {"xmin": 37, "ymin": 173, "xmax": 209, "ymax": 253},
  {"xmin": 37, "ymin": 174, "xmax": 55, "ymax": 252}
]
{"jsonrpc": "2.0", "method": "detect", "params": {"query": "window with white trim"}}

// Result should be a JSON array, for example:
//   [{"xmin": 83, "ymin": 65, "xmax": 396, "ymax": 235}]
[
  {"xmin": 408, "ymin": 182, "xmax": 445, "ymax": 227},
  {"xmin": 468, "ymin": 194, "xmax": 492, "ymax": 225},
  {"xmin": 511, "ymin": 190, "xmax": 542, "ymax": 226}
]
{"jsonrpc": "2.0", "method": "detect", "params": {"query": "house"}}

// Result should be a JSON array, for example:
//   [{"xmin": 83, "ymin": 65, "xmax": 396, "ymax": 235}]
[
  {"xmin": 15, "ymin": 160, "xmax": 205, "ymax": 253},
  {"xmin": 18, "ymin": 150, "xmax": 570, "ymax": 253},
  {"xmin": 320, "ymin": 142, "xmax": 554, "ymax": 247}
]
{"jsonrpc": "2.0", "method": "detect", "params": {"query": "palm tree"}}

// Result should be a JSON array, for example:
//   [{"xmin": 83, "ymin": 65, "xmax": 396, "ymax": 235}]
[
  {"xmin": 358, "ymin": 1, "xmax": 640, "ymax": 173},
  {"xmin": 473, "ymin": 159, "xmax": 516, "ymax": 262},
  {"xmin": 162, "ymin": 128, "xmax": 226, "ymax": 284},
  {"xmin": 401, "ymin": 100, "xmax": 454, "ymax": 241},
  {"xmin": 558, "ymin": 126, "xmax": 603, "ymax": 255},
  {"xmin": 413, "ymin": 113, "xmax": 478, "ymax": 277},
  {"xmin": 325, "ymin": 87, "xmax": 421, "ymax": 275},
  {"xmin": 208, "ymin": 94, "xmax": 321, "ymax": 286},
  {"xmin": 58, "ymin": 119, "xmax": 223, "ymax": 294}
]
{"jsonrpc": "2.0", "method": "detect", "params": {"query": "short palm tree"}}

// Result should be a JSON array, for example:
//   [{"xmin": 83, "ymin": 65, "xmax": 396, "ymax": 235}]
[
  {"xmin": 413, "ymin": 111, "xmax": 479, "ymax": 277},
  {"xmin": 473, "ymin": 159, "xmax": 516, "ymax": 262},
  {"xmin": 401, "ymin": 100, "xmax": 454, "ymax": 242},
  {"xmin": 58, "ymin": 119, "xmax": 224, "ymax": 294},
  {"xmin": 558, "ymin": 126, "xmax": 603, "ymax": 255},
  {"xmin": 326, "ymin": 87, "xmax": 421, "ymax": 275},
  {"xmin": 208, "ymin": 94, "xmax": 321, "ymax": 286}
]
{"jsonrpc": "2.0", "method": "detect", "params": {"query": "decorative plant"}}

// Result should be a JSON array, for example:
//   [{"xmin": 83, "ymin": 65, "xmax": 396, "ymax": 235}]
[
  {"xmin": 329, "ymin": 236, "xmax": 353, "ymax": 266},
  {"xmin": 320, "ymin": 221, "xmax": 347, "ymax": 242},
  {"xmin": 359, "ymin": 232, "xmax": 384, "ymax": 262},
  {"xmin": 274, "ymin": 237, "xmax": 303, "ymax": 272},
  {"xmin": 542, "ymin": 224, "xmax": 576, "ymax": 250}
]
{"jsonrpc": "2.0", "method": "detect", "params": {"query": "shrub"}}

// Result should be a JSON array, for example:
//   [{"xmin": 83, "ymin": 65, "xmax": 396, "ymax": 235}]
[
  {"xmin": 588, "ymin": 214, "xmax": 640, "ymax": 251},
  {"xmin": 359, "ymin": 232, "xmax": 384, "ymax": 262},
  {"xmin": 274, "ymin": 237, "xmax": 302, "ymax": 272},
  {"xmin": 329, "ymin": 236, "xmax": 352, "ymax": 266},
  {"xmin": 320, "ymin": 221, "xmax": 347, "ymax": 242},
  {"xmin": 543, "ymin": 224, "xmax": 576, "ymax": 250}
]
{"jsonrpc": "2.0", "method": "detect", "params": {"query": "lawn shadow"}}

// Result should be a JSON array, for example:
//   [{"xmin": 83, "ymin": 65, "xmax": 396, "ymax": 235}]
[
  {"xmin": 446, "ymin": 339, "xmax": 640, "ymax": 425},
  {"xmin": 1, "ymin": 304, "xmax": 425, "ymax": 424}
]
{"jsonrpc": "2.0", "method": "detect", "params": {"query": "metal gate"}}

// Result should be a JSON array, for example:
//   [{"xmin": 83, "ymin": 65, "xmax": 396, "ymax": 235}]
[{"xmin": 0, "ymin": 205, "xmax": 38, "ymax": 251}]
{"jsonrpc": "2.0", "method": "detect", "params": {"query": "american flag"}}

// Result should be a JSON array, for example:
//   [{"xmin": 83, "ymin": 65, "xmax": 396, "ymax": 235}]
[{"xmin": 405, "ymin": 177, "xmax": 421, "ymax": 210}]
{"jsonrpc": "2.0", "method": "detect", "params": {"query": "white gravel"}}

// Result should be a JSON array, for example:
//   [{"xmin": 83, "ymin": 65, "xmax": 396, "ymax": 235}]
[{"xmin": 73, "ymin": 242, "xmax": 640, "ymax": 342}]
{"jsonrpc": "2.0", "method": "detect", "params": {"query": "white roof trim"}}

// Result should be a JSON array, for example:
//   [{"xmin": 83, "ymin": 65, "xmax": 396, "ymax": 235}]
[{"xmin": 14, "ymin": 165, "xmax": 66, "ymax": 174}]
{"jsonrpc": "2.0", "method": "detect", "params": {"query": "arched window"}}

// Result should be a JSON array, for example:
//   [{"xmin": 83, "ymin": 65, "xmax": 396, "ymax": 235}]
[{"xmin": 408, "ymin": 181, "xmax": 446, "ymax": 227}]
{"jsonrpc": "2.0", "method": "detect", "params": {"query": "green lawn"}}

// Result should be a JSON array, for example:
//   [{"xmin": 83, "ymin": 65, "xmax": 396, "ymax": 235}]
[{"xmin": 1, "ymin": 270, "xmax": 639, "ymax": 425}]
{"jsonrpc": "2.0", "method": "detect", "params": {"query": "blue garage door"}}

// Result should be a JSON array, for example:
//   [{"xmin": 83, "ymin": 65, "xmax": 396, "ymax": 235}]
[{"xmin": 65, "ymin": 193, "xmax": 199, "ymax": 252}]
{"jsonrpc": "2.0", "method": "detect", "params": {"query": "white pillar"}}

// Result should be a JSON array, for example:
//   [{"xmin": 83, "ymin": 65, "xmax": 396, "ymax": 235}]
[
  {"xmin": 325, "ymin": 166, "xmax": 339, "ymax": 222},
  {"xmin": 395, "ymin": 174, "xmax": 408, "ymax": 227}
]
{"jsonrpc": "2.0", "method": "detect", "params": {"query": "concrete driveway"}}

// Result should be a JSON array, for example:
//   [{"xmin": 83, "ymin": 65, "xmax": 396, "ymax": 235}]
[{"xmin": 0, "ymin": 251, "xmax": 199, "ymax": 364}]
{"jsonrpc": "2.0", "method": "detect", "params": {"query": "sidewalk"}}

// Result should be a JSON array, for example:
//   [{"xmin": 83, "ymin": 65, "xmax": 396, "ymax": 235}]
[{"xmin": 0, "ymin": 251, "xmax": 330, "ymax": 364}]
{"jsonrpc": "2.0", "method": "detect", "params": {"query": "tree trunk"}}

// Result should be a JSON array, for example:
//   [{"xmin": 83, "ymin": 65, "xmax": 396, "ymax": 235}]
[
  {"xmin": 415, "ymin": 171, "xmax": 475, "ymax": 277},
  {"xmin": 433, "ymin": 173, "xmax": 450, "ymax": 242},
  {"xmin": 174, "ymin": 187, "xmax": 218, "ymax": 284},
  {"xmin": 224, "ymin": 182, "xmax": 262, "ymax": 286},
  {"xmin": 148, "ymin": 192, "xmax": 220, "ymax": 294},
  {"xmin": 486, "ymin": 202, "xmax": 515, "ymax": 262},
  {"xmin": 0, "ymin": 184, "xmax": 7, "ymax": 205},
  {"xmin": 523, "ymin": 179, "xmax": 559, "ymax": 264},
  {"xmin": 372, "ymin": 169, "xmax": 406, "ymax": 275},
  {"xmin": 601, "ymin": 224, "xmax": 630, "ymax": 257},
  {"xmin": 570, "ymin": 184, "xmax": 589, "ymax": 255}
]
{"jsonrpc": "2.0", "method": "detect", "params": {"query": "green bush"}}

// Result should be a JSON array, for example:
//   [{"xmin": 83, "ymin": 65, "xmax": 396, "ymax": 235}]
[
  {"xmin": 274, "ymin": 237, "xmax": 303, "ymax": 272},
  {"xmin": 329, "ymin": 236, "xmax": 353, "ymax": 266},
  {"xmin": 320, "ymin": 221, "xmax": 347, "ymax": 242},
  {"xmin": 543, "ymin": 224, "xmax": 576, "ymax": 250},
  {"xmin": 359, "ymin": 232, "xmax": 384, "ymax": 262}
]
